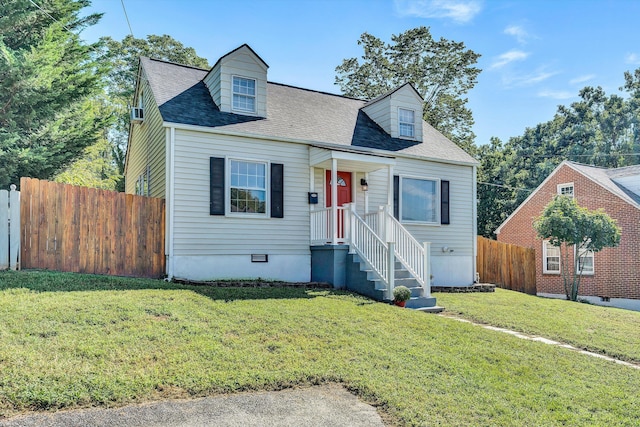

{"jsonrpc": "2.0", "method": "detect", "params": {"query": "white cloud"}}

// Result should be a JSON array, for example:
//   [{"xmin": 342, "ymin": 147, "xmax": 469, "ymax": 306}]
[
  {"xmin": 538, "ymin": 90, "xmax": 575, "ymax": 100},
  {"xmin": 625, "ymin": 53, "xmax": 640, "ymax": 65},
  {"xmin": 503, "ymin": 70, "xmax": 558, "ymax": 88},
  {"xmin": 504, "ymin": 25, "xmax": 528, "ymax": 43},
  {"xmin": 490, "ymin": 50, "xmax": 529, "ymax": 69},
  {"xmin": 394, "ymin": 0, "xmax": 482, "ymax": 24},
  {"xmin": 569, "ymin": 74, "xmax": 595, "ymax": 85}
]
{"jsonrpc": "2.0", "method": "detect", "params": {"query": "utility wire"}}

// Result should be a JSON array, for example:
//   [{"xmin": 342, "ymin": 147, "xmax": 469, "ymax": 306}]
[
  {"xmin": 28, "ymin": 0, "xmax": 72, "ymax": 32},
  {"xmin": 120, "ymin": 0, "xmax": 134, "ymax": 37}
]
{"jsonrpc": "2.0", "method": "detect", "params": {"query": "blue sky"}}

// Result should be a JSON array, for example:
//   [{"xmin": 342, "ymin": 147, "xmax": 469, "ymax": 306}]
[{"xmin": 82, "ymin": 0, "xmax": 640, "ymax": 147}]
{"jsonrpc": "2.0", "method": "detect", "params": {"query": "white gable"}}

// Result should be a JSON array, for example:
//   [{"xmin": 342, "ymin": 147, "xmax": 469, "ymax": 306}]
[
  {"xmin": 361, "ymin": 83, "xmax": 424, "ymax": 141},
  {"xmin": 203, "ymin": 44, "xmax": 268, "ymax": 117}
]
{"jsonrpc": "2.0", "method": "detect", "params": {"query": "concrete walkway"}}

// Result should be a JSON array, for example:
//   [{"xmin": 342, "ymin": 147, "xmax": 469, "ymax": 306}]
[
  {"xmin": 0, "ymin": 385, "xmax": 385, "ymax": 427},
  {"xmin": 444, "ymin": 315, "xmax": 640, "ymax": 370}
]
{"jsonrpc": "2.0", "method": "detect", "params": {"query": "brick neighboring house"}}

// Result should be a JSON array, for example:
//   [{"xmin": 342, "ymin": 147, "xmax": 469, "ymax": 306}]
[{"xmin": 495, "ymin": 160, "xmax": 640, "ymax": 311}]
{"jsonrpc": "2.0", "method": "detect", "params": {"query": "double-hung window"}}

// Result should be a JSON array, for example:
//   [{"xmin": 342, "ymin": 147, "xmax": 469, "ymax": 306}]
[
  {"xmin": 232, "ymin": 76, "xmax": 256, "ymax": 113},
  {"xmin": 398, "ymin": 108, "xmax": 415, "ymax": 138},
  {"xmin": 543, "ymin": 241, "xmax": 561, "ymax": 274},
  {"xmin": 557, "ymin": 183, "xmax": 574, "ymax": 198},
  {"xmin": 230, "ymin": 159, "xmax": 266, "ymax": 214},
  {"xmin": 576, "ymin": 246, "xmax": 594, "ymax": 275},
  {"xmin": 400, "ymin": 177, "xmax": 438, "ymax": 223}
]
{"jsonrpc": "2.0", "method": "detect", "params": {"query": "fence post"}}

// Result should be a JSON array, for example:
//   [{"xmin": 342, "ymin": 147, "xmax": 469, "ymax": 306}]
[
  {"xmin": 9, "ymin": 185, "xmax": 20, "ymax": 270},
  {"xmin": 0, "ymin": 189, "xmax": 8, "ymax": 270}
]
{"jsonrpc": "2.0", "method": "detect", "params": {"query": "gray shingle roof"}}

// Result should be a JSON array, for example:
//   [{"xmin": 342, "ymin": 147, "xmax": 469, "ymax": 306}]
[
  {"xmin": 140, "ymin": 57, "xmax": 477, "ymax": 165},
  {"xmin": 567, "ymin": 161, "xmax": 640, "ymax": 208}
]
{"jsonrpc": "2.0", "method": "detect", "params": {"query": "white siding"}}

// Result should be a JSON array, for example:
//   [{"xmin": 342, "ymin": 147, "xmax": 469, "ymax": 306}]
[
  {"xmin": 172, "ymin": 130, "xmax": 310, "ymax": 258},
  {"xmin": 361, "ymin": 158, "xmax": 475, "ymax": 286},
  {"xmin": 362, "ymin": 97, "xmax": 391, "ymax": 134},
  {"xmin": 203, "ymin": 63, "xmax": 222, "ymax": 108},
  {"xmin": 125, "ymin": 73, "xmax": 166, "ymax": 198},
  {"xmin": 217, "ymin": 48, "xmax": 267, "ymax": 117},
  {"xmin": 389, "ymin": 86, "xmax": 423, "ymax": 142}
]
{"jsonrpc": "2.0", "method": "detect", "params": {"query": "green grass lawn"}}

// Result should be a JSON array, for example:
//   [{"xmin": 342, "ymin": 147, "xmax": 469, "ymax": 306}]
[
  {"xmin": 436, "ymin": 288, "xmax": 640, "ymax": 363},
  {"xmin": 1, "ymin": 271, "xmax": 640, "ymax": 426}
]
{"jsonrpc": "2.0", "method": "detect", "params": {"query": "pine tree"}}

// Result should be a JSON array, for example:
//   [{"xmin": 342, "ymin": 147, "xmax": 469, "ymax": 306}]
[{"xmin": 0, "ymin": 0, "xmax": 109, "ymax": 189}]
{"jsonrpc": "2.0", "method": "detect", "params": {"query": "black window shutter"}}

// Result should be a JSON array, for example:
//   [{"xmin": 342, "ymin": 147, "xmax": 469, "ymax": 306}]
[
  {"xmin": 393, "ymin": 175, "xmax": 400, "ymax": 220},
  {"xmin": 271, "ymin": 163, "xmax": 284, "ymax": 218},
  {"xmin": 210, "ymin": 157, "xmax": 225, "ymax": 215},
  {"xmin": 441, "ymin": 180, "xmax": 450, "ymax": 225}
]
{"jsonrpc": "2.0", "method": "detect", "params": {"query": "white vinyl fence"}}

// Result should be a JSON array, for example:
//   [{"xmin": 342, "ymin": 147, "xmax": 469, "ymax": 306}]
[{"xmin": 0, "ymin": 184, "xmax": 20, "ymax": 270}]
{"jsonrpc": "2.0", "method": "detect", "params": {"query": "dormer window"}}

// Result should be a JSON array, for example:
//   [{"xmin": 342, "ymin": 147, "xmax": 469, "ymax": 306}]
[
  {"xmin": 232, "ymin": 76, "xmax": 256, "ymax": 113},
  {"xmin": 398, "ymin": 108, "xmax": 415, "ymax": 138}
]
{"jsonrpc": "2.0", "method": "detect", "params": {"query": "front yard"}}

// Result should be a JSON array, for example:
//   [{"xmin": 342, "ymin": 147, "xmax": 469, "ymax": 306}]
[{"xmin": 1, "ymin": 270, "xmax": 639, "ymax": 426}]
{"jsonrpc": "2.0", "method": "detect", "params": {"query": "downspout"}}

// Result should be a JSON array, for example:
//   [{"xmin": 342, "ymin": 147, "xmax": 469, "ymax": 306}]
[
  {"xmin": 165, "ymin": 126, "xmax": 176, "ymax": 281},
  {"xmin": 472, "ymin": 165, "xmax": 478, "ymax": 283}
]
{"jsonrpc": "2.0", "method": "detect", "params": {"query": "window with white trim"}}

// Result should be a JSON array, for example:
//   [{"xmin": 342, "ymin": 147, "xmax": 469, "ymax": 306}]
[
  {"xmin": 543, "ymin": 241, "xmax": 561, "ymax": 274},
  {"xmin": 398, "ymin": 108, "xmax": 415, "ymax": 138},
  {"xmin": 135, "ymin": 166, "xmax": 150, "ymax": 196},
  {"xmin": 229, "ymin": 159, "xmax": 266, "ymax": 214},
  {"xmin": 232, "ymin": 76, "xmax": 256, "ymax": 113},
  {"xmin": 576, "ymin": 246, "xmax": 594, "ymax": 275},
  {"xmin": 557, "ymin": 182, "xmax": 574, "ymax": 198},
  {"xmin": 400, "ymin": 177, "xmax": 438, "ymax": 223}
]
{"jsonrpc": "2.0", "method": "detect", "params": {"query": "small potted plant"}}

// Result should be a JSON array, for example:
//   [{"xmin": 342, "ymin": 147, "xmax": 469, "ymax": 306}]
[{"xmin": 392, "ymin": 286, "xmax": 411, "ymax": 307}]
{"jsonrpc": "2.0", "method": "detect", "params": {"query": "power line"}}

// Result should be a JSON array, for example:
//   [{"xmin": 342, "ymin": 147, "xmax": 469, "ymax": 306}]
[
  {"xmin": 28, "ymin": 0, "xmax": 72, "ymax": 32},
  {"xmin": 120, "ymin": 0, "xmax": 134, "ymax": 37}
]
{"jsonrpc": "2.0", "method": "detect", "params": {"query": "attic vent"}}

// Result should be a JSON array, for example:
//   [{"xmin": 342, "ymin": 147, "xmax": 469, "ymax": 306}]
[{"xmin": 131, "ymin": 107, "xmax": 144, "ymax": 123}]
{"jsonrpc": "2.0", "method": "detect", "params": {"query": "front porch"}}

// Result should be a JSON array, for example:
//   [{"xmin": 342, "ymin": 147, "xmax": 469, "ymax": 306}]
[{"xmin": 307, "ymin": 147, "xmax": 435, "ymax": 308}]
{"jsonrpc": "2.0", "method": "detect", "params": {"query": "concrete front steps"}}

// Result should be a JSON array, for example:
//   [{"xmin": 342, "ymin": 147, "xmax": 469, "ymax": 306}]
[{"xmin": 346, "ymin": 253, "xmax": 438, "ymax": 310}]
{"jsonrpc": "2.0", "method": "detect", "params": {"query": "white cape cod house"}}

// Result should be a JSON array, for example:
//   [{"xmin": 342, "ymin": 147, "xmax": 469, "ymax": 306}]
[{"xmin": 126, "ymin": 44, "xmax": 479, "ymax": 308}]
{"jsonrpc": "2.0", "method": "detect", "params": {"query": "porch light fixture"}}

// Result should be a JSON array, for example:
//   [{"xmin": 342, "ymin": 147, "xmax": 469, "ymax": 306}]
[{"xmin": 360, "ymin": 178, "xmax": 369, "ymax": 192}]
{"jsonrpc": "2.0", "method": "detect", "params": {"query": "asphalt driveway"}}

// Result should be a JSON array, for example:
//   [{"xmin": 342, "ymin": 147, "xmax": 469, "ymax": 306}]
[{"xmin": 0, "ymin": 384, "xmax": 385, "ymax": 427}]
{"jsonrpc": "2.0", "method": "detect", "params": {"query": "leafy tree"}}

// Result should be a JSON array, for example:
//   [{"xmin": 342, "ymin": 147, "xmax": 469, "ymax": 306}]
[
  {"xmin": 55, "ymin": 34, "xmax": 209, "ymax": 191},
  {"xmin": 335, "ymin": 27, "xmax": 481, "ymax": 152},
  {"xmin": 0, "ymin": 0, "xmax": 109, "ymax": 189},
  {"xmin": 534, "ymin": 196, "xmax": 621, "ymax": 301},
  {"xmin": 477, "ymin": 68, "xmax": 640, "ymax": 237}
]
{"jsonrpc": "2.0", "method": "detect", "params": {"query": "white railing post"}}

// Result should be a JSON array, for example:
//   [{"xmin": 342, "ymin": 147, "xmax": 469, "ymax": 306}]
[
  {"xmin": 387, "ymin": 241, "xmax": 395, "ymax": 295},
  {"xmin": 423, "ymin": 242, "xmax": 431, "ymax": 298},
  {"xmin": 348, "ymin": 203, "xmax": 356, "ymax": 249},
  {"xmin": 378, "ymin": 205, "xmax": 386, "ymax": 241},
  {"xmin": 0, "ymin": 188, "xmax": 8, "ymax": 270},
  {"xmin": 9, "ymin": 185, "xmax": 20, "ymax": 271}
]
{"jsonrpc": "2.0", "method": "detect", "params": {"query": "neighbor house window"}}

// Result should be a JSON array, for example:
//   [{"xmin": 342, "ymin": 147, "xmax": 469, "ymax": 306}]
[
  {"xmin": 232, "ymin": 76, "xmax": 256, "ymax": 113},
  {"xmin": 229, "ymin": 159, "xmax": 266, "ymax": 214},
  {"xmin": 557, "ymin": 182, "xmax": 574, "ymax": 198},
  {"xmin": 135, "ymin": 166, "xmax": 150, "ymax": 196},
  {"xmin": 400, "ymin": 177, "xmax": 438, "ymax": 223},
  {"xmin": 398, "ymin": 108, "xmax": 415, "ymax": 138},
  {"xmin": 576, "ymin": 246, "xmax": 594, "ymax": 275},
  {"xmin": 543, "ymin": 241, "xmax": 561, "ymax": 274}
]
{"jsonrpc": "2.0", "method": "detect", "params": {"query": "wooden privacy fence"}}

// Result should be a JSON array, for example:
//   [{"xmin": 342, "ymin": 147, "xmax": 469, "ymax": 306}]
[
  {"xmin": 1, "ymin": 185, "xmax": 20, "ymax": 270},
  {"xmin": 477, "ymin": 236, "xmax": 536, "ymax": 295},
  {"xmin": 20, "ymin": 177, "xmax": 165, "ymax": 278}
]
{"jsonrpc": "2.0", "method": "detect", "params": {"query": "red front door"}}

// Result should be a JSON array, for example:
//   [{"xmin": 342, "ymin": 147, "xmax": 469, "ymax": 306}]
[
  {"xmin": 326, "ymin": 170, "xmax": 352, "ymax": 207},
  {"xmin": 326, "ymin": 171, "xmax": 352, "ymax": 240}
]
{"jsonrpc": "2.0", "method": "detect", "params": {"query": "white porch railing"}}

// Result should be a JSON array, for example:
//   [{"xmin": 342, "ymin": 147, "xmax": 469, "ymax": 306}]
[
  {"xmin": 346, "ymin": 205, "xmax": 394, "ymax": 295},
  {"xmin": 362, "ymin": 205, "xmax": 431, "ymax": 298},
  {"xmin": 310, "ymin": 206, "xmax": 347, "ymax": 245},
  {"xmin": 311, "ymin": 203, "xmax": 431, "ymax": 299},
  {"xmin": 0, "ymin": 184, "xmax": 20, "ymax": 271}
]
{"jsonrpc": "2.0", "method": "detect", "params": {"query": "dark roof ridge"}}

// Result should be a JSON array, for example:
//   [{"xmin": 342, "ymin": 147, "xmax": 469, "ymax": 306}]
[
  {"xmin": 267, "ymin": 81, "xmax": 364, "ymax": 102},
  {"xmin": 144, "ymin": 56, "xmax": 210, "ymax": 72}
]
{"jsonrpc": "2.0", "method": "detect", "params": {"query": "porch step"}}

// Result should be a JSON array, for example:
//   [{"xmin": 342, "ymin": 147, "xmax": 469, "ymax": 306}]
[{"xmin": 405, "ymin": 296, "xmax": 437, "ymax": 309}]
